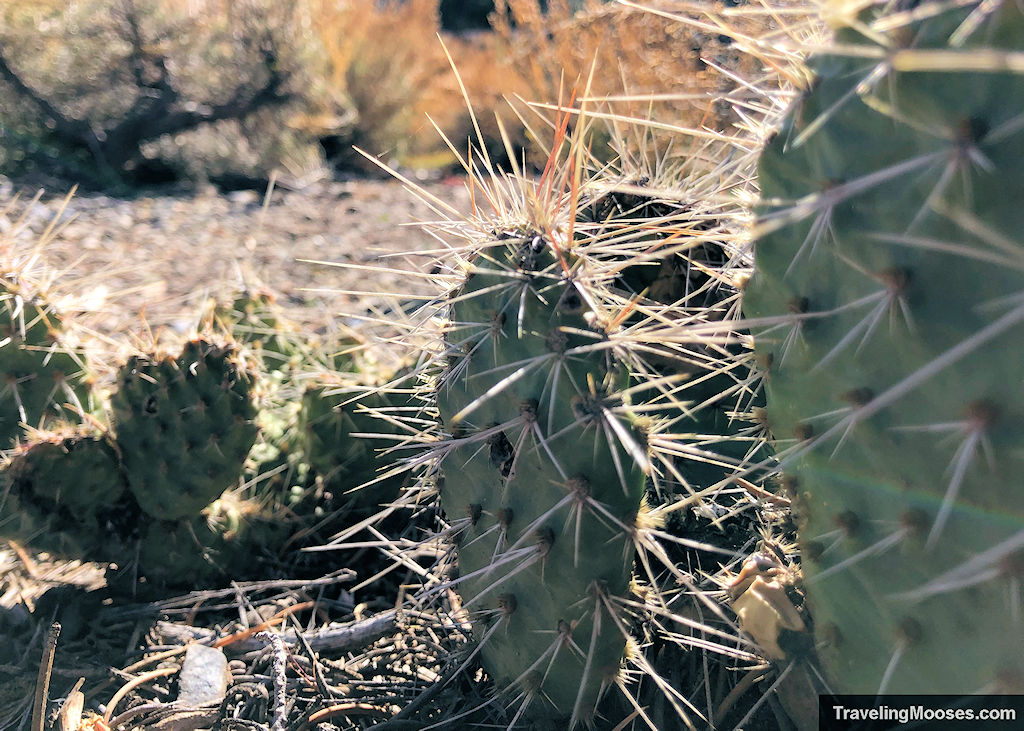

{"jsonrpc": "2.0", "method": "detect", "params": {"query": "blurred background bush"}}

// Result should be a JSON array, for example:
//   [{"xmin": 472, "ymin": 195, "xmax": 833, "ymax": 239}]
[{"xmin": 0, "ymin": 0, "xmax": 750, "ymax": 192}]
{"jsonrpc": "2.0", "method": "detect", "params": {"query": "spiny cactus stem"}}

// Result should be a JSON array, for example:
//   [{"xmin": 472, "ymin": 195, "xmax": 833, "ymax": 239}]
[{"xmin": 776, "ymin": 300, "xmax": 1024, "ymax": 468}]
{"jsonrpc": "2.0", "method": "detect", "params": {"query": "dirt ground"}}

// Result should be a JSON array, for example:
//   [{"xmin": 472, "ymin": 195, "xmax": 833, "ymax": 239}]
[{"xmin": 0, "ymin": 175, "xmax": 473, "ymax": 359}]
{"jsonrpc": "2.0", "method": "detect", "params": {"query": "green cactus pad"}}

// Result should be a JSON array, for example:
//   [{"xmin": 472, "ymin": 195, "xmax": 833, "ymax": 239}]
[
  {"xmin": 212, "ymin": 288, "xmax": 307, "ymax": 371},
  {"xmin": 744, "ymin": 0, "xmax": 1024, "ymax": 695},
  {"xmin": 136, "ymin": 493, "xmax": 288, "ymax": 586},
  {"xmin": 436, "ymin": 232, "xmax": 648, "ymax": 724},
  {"xmin": 298, "ymin": 376, "xmax": 413, "ymax": 516},
  {"xmin": 0, "ymin": 279, "xmax": 93, "ymax": 446},
  {"xmin": 1, "ymin": 428, "xmax": 129, "ymax": 557},
  {"xmin": 111, "ymin": 338, "xmax": 258, "ymax": 520}
]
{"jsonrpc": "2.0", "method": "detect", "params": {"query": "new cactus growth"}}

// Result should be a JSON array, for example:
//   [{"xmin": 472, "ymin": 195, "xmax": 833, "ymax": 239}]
[
  {"xmin": 111, "ymin": 338, "xmax": 258, "ymax": 520},
  {"xmin": 0, "ymin": 277, "xmax": 93, "ymax": 446},
  {"xmin": 435, "ymin": 229, "xmax": 650, "ymax": 725},
  {"xmin": 744, "ymin": 0, "xmax": 1024, "ymax": 695}
]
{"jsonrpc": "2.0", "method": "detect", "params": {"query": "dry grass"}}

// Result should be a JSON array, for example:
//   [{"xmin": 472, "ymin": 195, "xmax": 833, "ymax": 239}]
[
  {"xmin": 297, "ymin": 0, "xmax": 453, "ymax": 168},
  {"xmin": 487, "ymin": 1, "xmax": 768, "ymax": 160},
  {"xmin": 299, "ymin": 0, "xmax": 774, "ymax": 172}
]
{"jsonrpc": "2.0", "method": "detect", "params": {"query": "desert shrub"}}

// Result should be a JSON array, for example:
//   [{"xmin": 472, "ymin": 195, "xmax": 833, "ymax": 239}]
[
  {"xmin": 489, "ymin": 0, "xmax": 764, "ymax": 164},
  {"xmin": 306, "ymin": 0, "xmax": 765, "ymax": 175},
  {"xmin": 0, "ymin": 0, "xmax": 769, "ymax": 186},
  {"xmin": 0, "ymin": 0, "xmax": 326, "ymax": 189},
  {"xmin": 300, "ymin": 0, "xmax": 464, "ymax": 172}
]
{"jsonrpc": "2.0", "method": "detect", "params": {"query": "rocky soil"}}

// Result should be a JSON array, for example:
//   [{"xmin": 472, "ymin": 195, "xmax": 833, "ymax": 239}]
[{"xmin": 0, "ymin": 175, "xmax": 473, "ymax": 364}]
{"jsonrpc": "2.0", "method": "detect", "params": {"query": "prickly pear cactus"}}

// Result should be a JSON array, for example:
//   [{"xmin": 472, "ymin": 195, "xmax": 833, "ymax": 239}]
[
  {"xmin": 298, "ymin": 378, "xmax": 410, "ymax": 515},
  {"xmin": 580, "ymin": 180, "xmax": 763, "ymax": 496},
  {"xmin": 111, "ymin": 338, "xmax": 258, "ymax": 520},
  {"xmin": 0, "ymin": 278, "xmax": 93, "ymax": 446},
  {"xmin": 436, "ymin": 230, "xmax": 649, "ymax": 725},
  {"xmin": 211, "ymin": 288, "xmax": 306, "ymax": 371},
  {"xmin": 137, "ymin": 491, "xmax": 288, "ymax": 586},
  {"xmin": 744, "ymin": 0, "xmax": 1024, "ymax": 695},
  {"xmin": 1, "ymin": 428, "xmax": 130, "ymax": 557}
]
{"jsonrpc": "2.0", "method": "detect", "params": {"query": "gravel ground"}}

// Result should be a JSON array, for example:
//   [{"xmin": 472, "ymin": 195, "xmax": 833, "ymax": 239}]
[{"xmin": 0, "ymin": 175, "xmax": 473, "ymax": 361}]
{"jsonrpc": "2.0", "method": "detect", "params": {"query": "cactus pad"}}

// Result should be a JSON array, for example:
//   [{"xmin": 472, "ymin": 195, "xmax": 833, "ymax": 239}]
[
  {"xmin": 298, "ymin": 380, "xmax": 409, "ymax": 516},
  {"xmin": 136, "ymin": 493, "xmax": 287, "ymax": 586},
  {"xmin": 0, "ymin": 279, "xmax": 93, "ymax": 446},
  {"xmin": 436, "ymin": 232, "xmax": 649, "ymax": 724},
  {"xmin": 744, "ymin": 0, "xmax": 1024, "ymax": 695},
  {"xmin": 1, "ymin": 428, "xmax": 128, "ymax": 557},
  {"xmin": 212, "ymin": 288, "xmax": 306, "ymax": 371},
  {"xmin": 111, "ymin": 338, "xmax": 258, "ymax": 520}
]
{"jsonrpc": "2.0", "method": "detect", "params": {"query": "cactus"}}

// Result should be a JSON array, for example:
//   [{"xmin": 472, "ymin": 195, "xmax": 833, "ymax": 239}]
[
  {"xmin": 0, "ymin": 276, "xmax": 94, "ymax": 446},
  {"xmin": 136, "ymin": 489, "xmax": 289, "ymax": 586},
  {"xmin": 208, "ymin": 287, "xmax": 308, "ymax": 372},
  {"xmin": 744, "ymin": 0, "xmax": 1024, "ymax": 695},
  {"xmin": 0, "ymin": 427, "xmax": 130, "ymax": 557},
  {"xmin": 298, "ymin": 376, "xmax": 411, "ymax": 516},
  {"xmin": 579, "ymin": 179, "xmax": 765, "ymax": 497},
  {"xmin": 111, "ymin": 338, "xmax": 259, "ymax": 520},
  {"xmin": 433, "ymin": 226, "xmax": 652, "ymax": 725}
]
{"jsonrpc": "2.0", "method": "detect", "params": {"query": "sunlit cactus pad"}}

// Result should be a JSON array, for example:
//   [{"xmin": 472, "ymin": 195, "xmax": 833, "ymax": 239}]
[
  {"xmin": 437, "ymin": 232, "xmax": 648, "ymax": 724},
  {"xmin": 112, "ymin": 338, "xmax": 258, "ymax": 520},
  {"xmin": 744, "ymin": 0, "xmax": 1024, "ymax": 695},
  {"xmin": 211, "ymin": 287, "xmax": 307, "ymax": 371}
]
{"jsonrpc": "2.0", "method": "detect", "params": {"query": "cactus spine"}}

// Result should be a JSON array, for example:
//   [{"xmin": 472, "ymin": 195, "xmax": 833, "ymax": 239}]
[{"xmin": 745, "ymin": 0, "xmax": 1024, "ymax": 695}]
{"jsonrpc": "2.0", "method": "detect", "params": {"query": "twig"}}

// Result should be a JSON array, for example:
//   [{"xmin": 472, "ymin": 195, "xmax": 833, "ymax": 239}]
[
  {"xmin": 214, "ymin": 601, "xmax": 313, "ymax": 648},
  {"xmin": 102, "ymin": 667, "xmax": 178, "ymax": 723},
  {"xmin": 292, "ymin": 616, "xmax": 336, "ymax": 701},
  {"xmin": 7, "ymin": 540, "xmax": 40, "ymax": 579},
  {"xmin": 120, "ymin": 646, "xmax": 188, "ymax": 675},
  {"xmin": 257, "ymin": 632, "xmax": 287, "ymax": 731},
  {"xmin": 31, "ymin": 622, "xmax": 60, "ymax": 731},
  {"xmin": 373, "ymin": 661, "xmax": 464, "ymax": 728},
  {"xmin": 304, "ymin": 703, "xmax": 391, "ymax": 726},
  {"xmin": 102, "ymin": 572, "xmax": 355, "ymax": 620},
  {"xmin": 156, "ymin": 610, "xmax": 399, "ymax": 654}
]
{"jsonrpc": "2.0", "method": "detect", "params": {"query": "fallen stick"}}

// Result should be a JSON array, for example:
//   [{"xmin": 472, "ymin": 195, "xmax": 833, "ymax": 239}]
[{"xmin": 155, "ymin": 610, "xmax": 399, "ymax": 654}]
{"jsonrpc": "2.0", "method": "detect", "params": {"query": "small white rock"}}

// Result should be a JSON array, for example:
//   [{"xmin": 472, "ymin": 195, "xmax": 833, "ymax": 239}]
[{"xmin": 177, "ymin": 643, "xmax": 230, "ymax": 706}]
